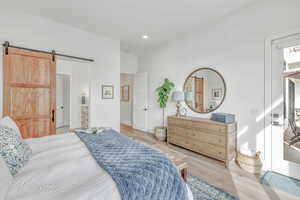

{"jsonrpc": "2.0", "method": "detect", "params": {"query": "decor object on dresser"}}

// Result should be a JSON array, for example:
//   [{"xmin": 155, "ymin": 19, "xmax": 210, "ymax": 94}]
[
  {"xmin": 172, "ymin": 91, "xmax": 185, "ymax": 117},
  {"xmin": 102, "ymin": 85, "xmax": 114, "ymax": 99},
  {"xmin": 121, "ymin": 85, "xmax": 130, "ymax": 101},
  {"xmin": 179, "ymin": 107, "xmax": 187, "ymax": 116},
  {"xmin": 167, "ymin": 115, "xmax": 237, "ymax": 167},
  {"xmin": 211, "ymin": 113, "xmax": 235, "ymax": 123},
  {"xmin": 155, "ymin": 79, "xmax": 175, "ymax": 141},
  {"xmin": 183, "ymin": 67, "xmax": 226, "ymax": 113}
]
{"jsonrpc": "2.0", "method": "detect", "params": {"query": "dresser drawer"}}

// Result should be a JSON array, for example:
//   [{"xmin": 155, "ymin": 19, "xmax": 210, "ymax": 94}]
[
  {"xmin": 168, "ymin": 118, "xmax": 226, "ymax": 135},
  {"xmin": 168, "ymin": 135, "xmax": 226, "ymax": 160},
  {"xmin": 168, "ymin": 118, "xmax": 193, "ymax": 128},
  {"xmin": 191, "ymin": 121, "xmax": 226, "ymax": 134},
  {"xmin": 196, "ymin": 141, "xmax": 226, "ymax": 160},
  {"xmin": 168, "ymin": 126, "xmax": 225, "ymax": 147}
]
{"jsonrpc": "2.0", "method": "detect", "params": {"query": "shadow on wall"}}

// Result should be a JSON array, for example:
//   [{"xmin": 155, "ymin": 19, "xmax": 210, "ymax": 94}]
[{"xmin": 236, "ymin": 96, "xmax": 284, "ymax": 175}]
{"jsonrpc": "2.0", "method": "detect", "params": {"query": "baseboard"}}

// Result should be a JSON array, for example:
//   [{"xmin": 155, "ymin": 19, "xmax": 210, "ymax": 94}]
[{"xmin": 121, "ymin": 120, "xmax": 132, "ymax": 126}]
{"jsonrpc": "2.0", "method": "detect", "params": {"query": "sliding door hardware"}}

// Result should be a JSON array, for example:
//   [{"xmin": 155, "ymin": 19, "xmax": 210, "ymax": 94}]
[{"xmin": 4, "ymin": 41, "xmax": 9, "ymax": 55}]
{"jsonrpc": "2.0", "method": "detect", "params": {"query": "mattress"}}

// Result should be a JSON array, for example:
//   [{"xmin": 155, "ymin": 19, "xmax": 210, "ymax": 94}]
[{"xmin": 5, "ymin": 133, "xmax": 193, "ymax": 200}]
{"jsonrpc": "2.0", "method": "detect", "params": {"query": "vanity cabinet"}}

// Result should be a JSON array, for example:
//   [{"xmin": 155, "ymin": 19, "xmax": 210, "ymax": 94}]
[{"xmin": 167, "ymin": 116, "xmax": 237, "ymax": 167}]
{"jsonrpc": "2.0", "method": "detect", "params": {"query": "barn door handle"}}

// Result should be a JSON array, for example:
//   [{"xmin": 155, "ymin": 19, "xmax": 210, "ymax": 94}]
[{"xmin": 52, "ymin": 110, "xmax": 55, "ymax": 122}]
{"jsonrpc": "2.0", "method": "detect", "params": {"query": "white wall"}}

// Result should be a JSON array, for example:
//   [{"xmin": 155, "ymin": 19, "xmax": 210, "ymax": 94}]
[
  {"xmin": 121, "ymin": 51, "xmax": 138, "ymax": 74},
  {"xmin": 138, "ymin": 0, "xmax": 300, "ymax": 166},
  {"xmin": 57, "ymin": 59, "xmax": 91, "ymax": 128},
  {"xmin": 0, "ymin": 11, "xmax": 120, "ymax": 131},
  {"xmin": 120, "ymin": 73, "xmax": 134, "ymax": 126}
]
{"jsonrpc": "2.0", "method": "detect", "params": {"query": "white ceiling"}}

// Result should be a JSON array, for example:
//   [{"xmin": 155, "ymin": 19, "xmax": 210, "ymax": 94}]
[{"xmin": 1, "ymin": 0, "xmax": 258, "ymax": 52}]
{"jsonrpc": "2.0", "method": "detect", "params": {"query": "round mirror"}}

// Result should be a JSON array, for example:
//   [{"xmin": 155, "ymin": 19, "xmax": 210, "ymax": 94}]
[{"xmin": 183, "ymin": 68, "xmax": 226, "ymax": 113}]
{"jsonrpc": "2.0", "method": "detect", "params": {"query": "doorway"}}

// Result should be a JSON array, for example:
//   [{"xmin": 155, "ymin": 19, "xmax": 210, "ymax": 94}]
[
  {"xmin": 56, "ymin": 74, "xmax": 70, "ymax": 133},
  {"xmin": 120, "ymin": 73, "xmax": 134, "ymax": 128},
  {"xmin": 267, "ymin": 32, "xmax": 300, "ymax": 180},
  {"xmin": 120, "ymin": 72, "xmax": 148, "ymax": 132}
]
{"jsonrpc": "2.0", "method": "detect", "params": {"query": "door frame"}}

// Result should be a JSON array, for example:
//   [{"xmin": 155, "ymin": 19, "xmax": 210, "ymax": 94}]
[
  {"xmin": 56, "ymin": 73, "xmax": 71, "ymax": 128},
  {"xmin": 264, "ymin": 28, "xmax": 300, "ymax": 172}
]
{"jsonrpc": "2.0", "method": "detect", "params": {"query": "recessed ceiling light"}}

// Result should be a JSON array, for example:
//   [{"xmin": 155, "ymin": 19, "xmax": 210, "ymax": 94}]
[{"xmin": 142, "ymin": 35, "xmax": 149, "ymax": 40}]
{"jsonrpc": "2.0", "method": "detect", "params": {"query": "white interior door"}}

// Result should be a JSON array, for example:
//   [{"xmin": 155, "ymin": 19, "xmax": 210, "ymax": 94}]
[
  {"xmin": 133, "ymin": 72, "xmax": 148, "ymax": 132},
  {"xmin": 56, "ymin": 74, "xmax": 66, "ymax": 128},
  {"xmin": 270, "ymin": 35, "xmax": 300, "ymax": 179}
]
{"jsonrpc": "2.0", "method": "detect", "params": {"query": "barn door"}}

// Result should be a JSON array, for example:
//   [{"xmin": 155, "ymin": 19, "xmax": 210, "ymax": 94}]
[{"xmin": 3, "ymin": 48, "xmax": 56, "ymax": 138}]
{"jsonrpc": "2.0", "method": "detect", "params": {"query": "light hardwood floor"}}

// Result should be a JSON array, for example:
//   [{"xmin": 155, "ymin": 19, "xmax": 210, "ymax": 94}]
[{"xmin": 120, "ymin": 124, "xmax": 299, "ymax": 200}]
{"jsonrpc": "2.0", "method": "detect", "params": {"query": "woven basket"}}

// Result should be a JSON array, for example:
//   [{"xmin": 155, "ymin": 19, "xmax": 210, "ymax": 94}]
[{"xmin": 236, "ymin": 151, "xmax": 262, "ymax": 174}]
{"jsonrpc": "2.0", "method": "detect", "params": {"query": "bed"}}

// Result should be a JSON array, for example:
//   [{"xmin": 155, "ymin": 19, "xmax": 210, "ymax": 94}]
[{"xmin": 1, "ymin": 124, "xmax": 193, "ymax": 200}]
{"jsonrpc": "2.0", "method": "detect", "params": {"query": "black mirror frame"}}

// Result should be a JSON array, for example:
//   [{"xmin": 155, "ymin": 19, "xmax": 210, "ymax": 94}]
[{"xmin": 183, "ymin": 67, "xmax": 227, "ymax": 114}]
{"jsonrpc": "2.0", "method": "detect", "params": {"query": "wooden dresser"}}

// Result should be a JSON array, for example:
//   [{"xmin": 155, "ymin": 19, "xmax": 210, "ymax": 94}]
[{"xmin": 167, "ymin": 116, "xmax": 237, "ymax": 167}]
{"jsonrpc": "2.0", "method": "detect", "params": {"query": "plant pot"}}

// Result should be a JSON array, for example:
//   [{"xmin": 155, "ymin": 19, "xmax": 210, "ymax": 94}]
[{"xmin": 155, "ymin": 126, "xmax": 167, "ymax": 142}]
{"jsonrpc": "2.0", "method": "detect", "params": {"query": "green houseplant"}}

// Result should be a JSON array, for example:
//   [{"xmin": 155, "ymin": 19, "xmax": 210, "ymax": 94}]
[{"xmin": 155, "ymin": 78, "xmax": 175, "ymax": 141}]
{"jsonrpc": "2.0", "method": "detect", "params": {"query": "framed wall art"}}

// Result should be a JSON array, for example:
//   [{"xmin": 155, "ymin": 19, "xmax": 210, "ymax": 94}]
[
  {"xmin": 212, "ymin": 88, "xmax": 222, "ymax": 100},
  {"xmin": 102, "ymin": 85, "xmax": 114, "ymax": 99}
]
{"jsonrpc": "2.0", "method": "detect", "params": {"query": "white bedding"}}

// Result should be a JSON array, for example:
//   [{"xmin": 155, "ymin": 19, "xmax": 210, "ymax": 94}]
[
  {"xmin": 6, "ymin": 133, "xmax": 120, "ymax": 200},
  {"xmin": 5, "ymin": 133, "xmax": 193, "ymax": 200}
]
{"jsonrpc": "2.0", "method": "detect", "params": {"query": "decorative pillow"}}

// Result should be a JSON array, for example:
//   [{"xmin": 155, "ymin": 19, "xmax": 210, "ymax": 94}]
[
  {"xmin": 0, "ymin": 126, "xmax": 32, "ymax": 176},
  {"xmin": 0, "ymin": 157, "xmax": 13, "ymax": 200},
  {"xmin": 0, "ymin": 116, "xmax": 22, "ymax": 138}
]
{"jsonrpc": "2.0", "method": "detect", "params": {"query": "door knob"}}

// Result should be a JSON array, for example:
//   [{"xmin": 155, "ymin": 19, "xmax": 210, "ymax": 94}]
[
  {"xmin": 61, "ymin": 106, "xmax": 64, "ymax": 109},
  {"xmin": 143, "ymin": 108, "xmax": 148, "ymax": 111}
]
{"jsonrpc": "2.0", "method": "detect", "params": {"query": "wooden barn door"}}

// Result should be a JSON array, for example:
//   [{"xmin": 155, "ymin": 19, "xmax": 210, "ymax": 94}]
[
  {"xmin": 3, "ymin": 48, "xmax": 56, "ymax": 138},
  {"xmin": 194, "ymin": 77, "xmax": 204, "ymax": 112}
]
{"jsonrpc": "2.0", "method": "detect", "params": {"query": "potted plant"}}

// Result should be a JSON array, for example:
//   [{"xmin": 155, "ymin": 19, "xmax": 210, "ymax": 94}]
[{"xmin": 155, "ymin": 78, "xmax": 175, "ymax": 141}]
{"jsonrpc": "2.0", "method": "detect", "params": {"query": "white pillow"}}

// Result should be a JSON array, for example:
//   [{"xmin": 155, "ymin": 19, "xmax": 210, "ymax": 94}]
[
  {"xmin": 0, "ymin": 157, "xmax": 12, "ymax": 200},
  {"xmin": 0, "ymin": 117, "xmax": 22, "ymax": 138}
]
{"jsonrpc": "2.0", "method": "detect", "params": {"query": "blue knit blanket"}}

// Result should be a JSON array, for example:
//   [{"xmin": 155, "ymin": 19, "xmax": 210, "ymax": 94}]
[{"xmin": 76, "ymin": 130, "xmax": 187, "ymax": 200}]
